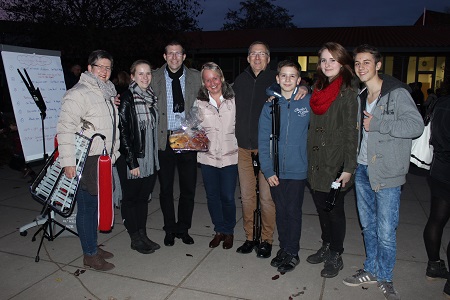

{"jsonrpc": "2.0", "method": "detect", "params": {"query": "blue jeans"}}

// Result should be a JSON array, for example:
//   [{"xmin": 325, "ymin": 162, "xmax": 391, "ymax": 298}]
[
  {"xmin": 355, "ymin": 164, "xmax": 401, "ymax": 282},
  {"xmin": 76, "ymin": 188, "xmax": 98, "ymax": 256},
  {"xmin": 271, "ymin": 179, "xmax": 306, "ymax": 255},
  {"xmin": 201, "ymin": 164, "xmax": 237, "ymax": 234}
]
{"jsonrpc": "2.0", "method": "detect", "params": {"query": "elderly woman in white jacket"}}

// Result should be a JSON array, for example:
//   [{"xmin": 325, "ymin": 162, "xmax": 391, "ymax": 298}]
[
  {"xmin": 57, "ymin": 50, "xmax": 120, "ymax": 271},
  {"xmin": 195, "ymin": 62, "xmax": 238, "ymax": 250}
]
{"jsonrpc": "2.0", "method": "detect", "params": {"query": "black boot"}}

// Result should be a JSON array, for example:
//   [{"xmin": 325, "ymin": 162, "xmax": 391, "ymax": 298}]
[
  {"xmin": 130, "ymin": 231, "xmax": 154, "ymax": 254},
  {"xmin": 426, "ymin": 259, "xmax": 449, "ymax": 280},
  {"xmin": 321, "ymin": 250, "xmax": 343, "ymax": 278},
  {"xmin": 306, "ymin": 242, "xmax": 330, "ymax": 264},
  {"xmin": 138, "ymin": 228, "xmax": 161, "ymax": 251}
]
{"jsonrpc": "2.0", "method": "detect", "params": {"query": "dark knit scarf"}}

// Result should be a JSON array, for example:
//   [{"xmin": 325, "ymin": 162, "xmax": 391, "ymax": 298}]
[
  {"xmin": 127, "ymin": 81, "xmax": 159, "ymax": 179},
  {"xmin": 310, "ymin": 76, "xmax": 343, "ymax": 115},
  {"xmin": 167, "ymin": 65, "xmax": 185, "ymax": 113},
  {"xmin": 129, "ymin": 81, "xmax": 157, "ymax": 129}
]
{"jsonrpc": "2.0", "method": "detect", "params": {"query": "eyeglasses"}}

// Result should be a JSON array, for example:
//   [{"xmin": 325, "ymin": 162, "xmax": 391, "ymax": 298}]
[
  {"xmin": 92, "ymin": 64, "xmax": 112, "ymax": 72},
  {"xmin": 249, "ymin": 52, "xmax": 268, "ymax": 57},
  {"xmin": 166, "ymin": 51, "xmax": 184, "ymax": 57}
]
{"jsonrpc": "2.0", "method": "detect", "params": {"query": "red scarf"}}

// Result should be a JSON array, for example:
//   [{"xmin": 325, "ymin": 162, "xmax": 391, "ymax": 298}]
[{"xmin": 310, "ymin": 76, "xmax": 343, "ymax": 115}]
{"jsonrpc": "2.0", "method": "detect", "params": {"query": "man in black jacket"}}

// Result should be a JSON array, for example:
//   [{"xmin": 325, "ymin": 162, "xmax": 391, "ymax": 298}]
[{"xmin": 234, "ymin": 41, "xmax": 307, "ymax": 259}]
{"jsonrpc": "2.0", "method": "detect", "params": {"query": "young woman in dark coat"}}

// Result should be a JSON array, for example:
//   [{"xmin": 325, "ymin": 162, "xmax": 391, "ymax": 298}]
[{"xmin": 306, "ymin": 42, "xmax": 359, "ymax": 278}]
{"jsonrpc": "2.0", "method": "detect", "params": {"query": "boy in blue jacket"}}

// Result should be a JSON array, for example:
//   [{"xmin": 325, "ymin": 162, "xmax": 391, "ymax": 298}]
[{"xmin": 258, "ymin": 60, "xmax": 311, "ymax": 273}]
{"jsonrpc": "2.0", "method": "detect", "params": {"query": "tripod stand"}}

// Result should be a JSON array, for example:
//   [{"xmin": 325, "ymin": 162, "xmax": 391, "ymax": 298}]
[
  {"xmin": 251, "ymin": 152, "xmax": 261, "ymax": 245},
  {"xmin": 27, "ymin": 204, "xmax": 78, "ymax": 262}
]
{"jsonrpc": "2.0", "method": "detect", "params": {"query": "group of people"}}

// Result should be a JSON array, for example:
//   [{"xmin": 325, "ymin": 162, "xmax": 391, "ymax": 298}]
[{"xmin": 55, "ymin": 40, "xmax": 449, "ymax": 300}]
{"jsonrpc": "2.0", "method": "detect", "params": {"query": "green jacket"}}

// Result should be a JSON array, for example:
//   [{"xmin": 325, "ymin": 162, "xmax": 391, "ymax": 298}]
[{"xmin": 307, "ymin": 79, "xmax": 359, "ymax": 192}]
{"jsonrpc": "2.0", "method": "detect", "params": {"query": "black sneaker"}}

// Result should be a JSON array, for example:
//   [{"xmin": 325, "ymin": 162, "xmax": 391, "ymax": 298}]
[
  {"xmin": 426, "ymin": 259, "xmax": 449, "ymax": 280},
  {"xmin": 256, "ymin": 241, "xmax": 272, "ymax": 258},
  {"xmin": 320, "ymin": 251, "xmax": 343, "ymax": 278},
  {"xmin": 271, "ymin": 249, "xmax": 288, "ymax": 267},
  {"xmin": 277, "ymin": 254, "xmax": 300, "ymax": 273},
  {"xmin": 306, "ymin": 242, "xmax": 330, "ymax": 264}
]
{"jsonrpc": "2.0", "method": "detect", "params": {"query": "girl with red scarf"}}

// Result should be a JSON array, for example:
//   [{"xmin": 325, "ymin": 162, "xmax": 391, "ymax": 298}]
[{"xmin": 306, "ymin": 42, "xmax": 359, "ymax": 278}]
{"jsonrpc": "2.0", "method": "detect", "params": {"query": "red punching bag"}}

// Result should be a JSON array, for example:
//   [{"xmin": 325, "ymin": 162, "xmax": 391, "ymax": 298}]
[{"xmin": 97, "ymin": 147, "xmax": 114, "ymax": 232}]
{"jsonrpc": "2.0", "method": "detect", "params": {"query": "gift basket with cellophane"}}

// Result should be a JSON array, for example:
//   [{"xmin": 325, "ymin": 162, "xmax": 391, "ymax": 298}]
[{"xmin": 169, "ymin": 107, "xmax": 209, "ymax": 152}]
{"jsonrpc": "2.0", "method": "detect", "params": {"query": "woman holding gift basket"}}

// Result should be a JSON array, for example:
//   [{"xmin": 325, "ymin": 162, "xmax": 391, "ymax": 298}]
[{"xmin": 195, "ymin": 62, "xmax": 238, "ymax": 250}]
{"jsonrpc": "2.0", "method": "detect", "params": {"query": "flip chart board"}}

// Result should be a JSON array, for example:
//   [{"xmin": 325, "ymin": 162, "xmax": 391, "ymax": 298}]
[{"xmin": 1, "ymin": 44, "xmax": 66, "ymax": 162}]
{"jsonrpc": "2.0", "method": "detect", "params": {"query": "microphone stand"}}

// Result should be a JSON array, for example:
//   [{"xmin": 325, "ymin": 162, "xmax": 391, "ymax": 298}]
[
  {"xmin": 17, "ymin": 68, "xmax": 48, "ymax": 161},
  {"xmin": 270, "ymin": 96, "xmax": 280, "ymax": 177},
  {"xmin": 17, "ymin": 69, "xmax": 64, "ymax": 262}
]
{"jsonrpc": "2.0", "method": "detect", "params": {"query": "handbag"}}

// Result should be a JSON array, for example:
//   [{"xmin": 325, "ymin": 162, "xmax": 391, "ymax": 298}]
[
  {"xmin": 410, "ymin": 123, "xmax": 433, "ymax": 170},
  {"xmin": 79, "ymin": 155, "xmax": 101, "ymax": 195}
]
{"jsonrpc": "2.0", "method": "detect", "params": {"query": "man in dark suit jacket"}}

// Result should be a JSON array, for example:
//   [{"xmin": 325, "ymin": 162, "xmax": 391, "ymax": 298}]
[{"xmin": 151, "ymin": 41, "xmax": 201, "ymax": 246}]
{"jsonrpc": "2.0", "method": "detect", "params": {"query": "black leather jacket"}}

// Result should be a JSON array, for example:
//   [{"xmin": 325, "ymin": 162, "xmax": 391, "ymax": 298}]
[{"xmin": 118, "ymin": 89, "xmax": 146, "ymax": 170}]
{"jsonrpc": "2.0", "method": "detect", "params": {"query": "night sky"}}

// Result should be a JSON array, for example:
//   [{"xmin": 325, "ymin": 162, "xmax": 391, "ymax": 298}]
[{"xmin": 197, "ymin": 0, "xmax": 448, "ymax": 31}]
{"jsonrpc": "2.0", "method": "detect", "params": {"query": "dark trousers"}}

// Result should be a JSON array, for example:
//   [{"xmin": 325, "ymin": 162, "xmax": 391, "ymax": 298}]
[
  {"xmin": 312, "ymin": 190, "xmax": 347, "ymax": 253},
  {"xmin": 116, "ymin": 156, "xmax": 157, "ymax": 234},
  {"xmin": 158, "ymin": 139, "xmax": 197, "ymax": 233},
  {"xmin": 423, "ymin": 178, "xmax": 450, "ymax": 263},
  {"xmin": 271, "ymin": 179, "xmax": 306, "ymax": 255}
]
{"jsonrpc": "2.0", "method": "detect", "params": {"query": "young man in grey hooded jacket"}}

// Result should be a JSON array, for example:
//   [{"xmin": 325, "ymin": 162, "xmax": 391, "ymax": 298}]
[{"xmin": 343, "ymin": 44, "xmax": 424, "ymax": 300}]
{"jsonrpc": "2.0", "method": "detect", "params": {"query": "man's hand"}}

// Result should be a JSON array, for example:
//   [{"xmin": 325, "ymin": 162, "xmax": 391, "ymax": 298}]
[
  {"xmin": 64, "ymin": 166, "xmax": 76, "ymax": 179},
  {"xmin": 294, "ymin": 86, "xmax": 308, "ymax": 100},
  {"xmin": 363, "ymin": 110, "xmax": 373, "ymax": 131},
  {"xmin": 267, "ymin": 175, "xmax": 279, "ymax": 187},
  {"xmin": 336, "ymin": 171, "xmax": 352, "ymax": 188}
]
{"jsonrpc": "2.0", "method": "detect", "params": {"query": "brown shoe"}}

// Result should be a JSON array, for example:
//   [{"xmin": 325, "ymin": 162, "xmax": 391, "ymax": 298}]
[
  {"xmin": 97, "ymin": 246, "xmax": 114, "ymax": 259},
  {"xmin": 209, "ymin": 233, "xmax": 225, "ymax": 248},
  {"xmin": 83, "ymin": 254, "xmax": 115, "ymax": 271},
  {"xmin": 223, "ymin": 234, "xmax": 234, "ymax": 249}
]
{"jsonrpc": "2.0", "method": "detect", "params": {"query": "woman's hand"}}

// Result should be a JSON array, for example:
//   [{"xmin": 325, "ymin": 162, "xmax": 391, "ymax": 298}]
[
  {"xmin": 267, "ymin": 175, "xmax": 279, "ymax": 187},
  {"xmin": 336, "ymin": 171, "xmax": 352, "ymax": 188},
  {"xmin": 64, "ymin": 166, "xmax": 76, "ymax": 179},
  {"xmin": 114, "ymin": 95, "xmax": 121, "ymax": 107},
  {"xmin": 130, "ymin": 167, "xmax": 140, "ymax": 177}
]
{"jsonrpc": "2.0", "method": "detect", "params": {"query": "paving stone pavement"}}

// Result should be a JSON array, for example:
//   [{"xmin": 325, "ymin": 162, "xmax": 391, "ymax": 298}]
[{"xmin": 0, "ymin": 162, "xmax": 448, "ymax": 300}]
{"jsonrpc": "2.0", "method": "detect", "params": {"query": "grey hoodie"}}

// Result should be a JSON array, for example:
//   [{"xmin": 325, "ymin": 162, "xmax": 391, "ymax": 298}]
[{"xmin": 357, "ymin": 74, "xmax": 424, "ymax": 190}]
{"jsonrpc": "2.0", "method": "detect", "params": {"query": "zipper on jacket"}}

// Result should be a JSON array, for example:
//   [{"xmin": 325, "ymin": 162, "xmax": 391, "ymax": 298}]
[{"xmin": 282, "ymin": 99, "xmax": 291, "ymax": 173}]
